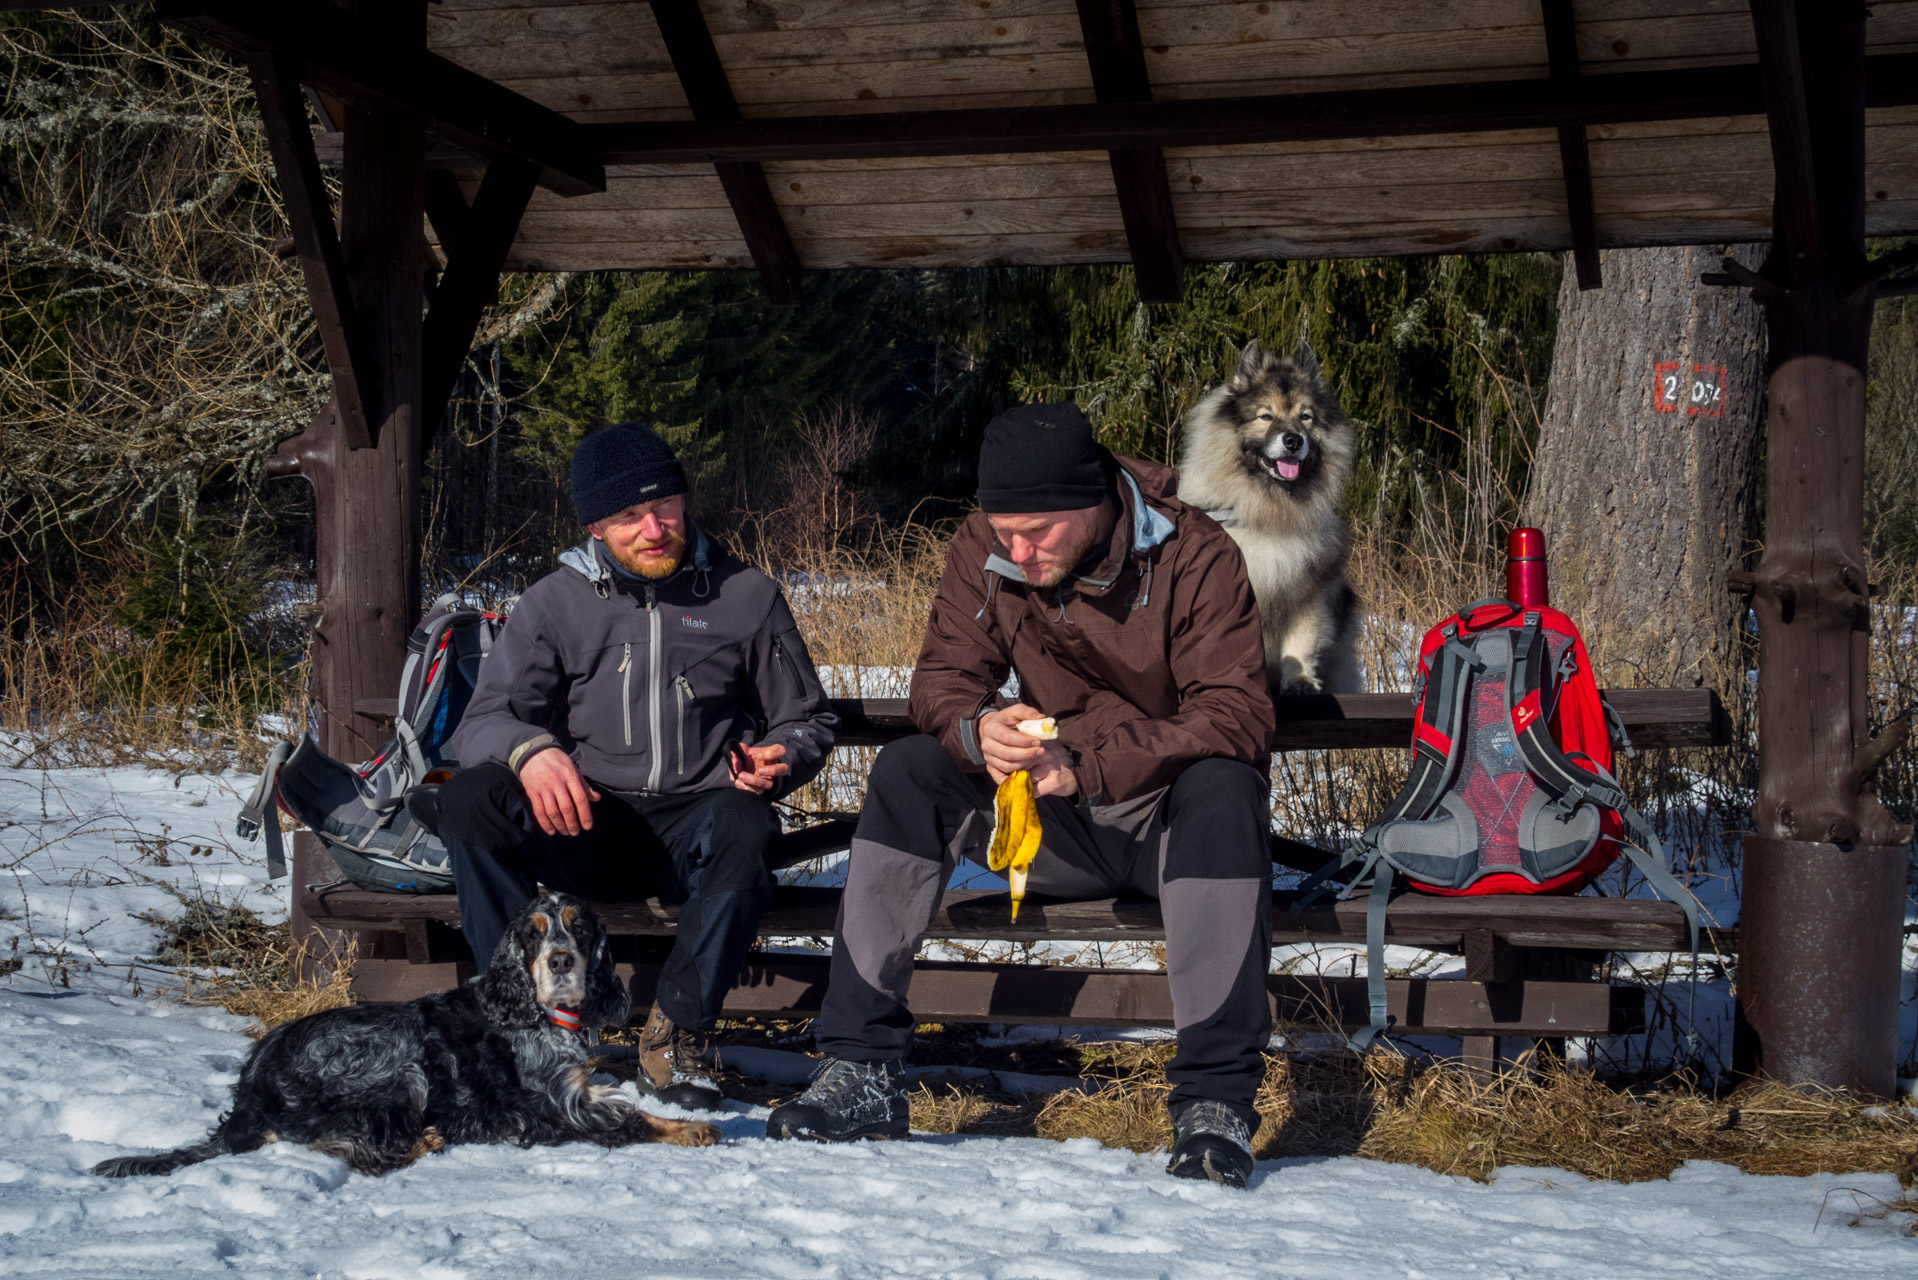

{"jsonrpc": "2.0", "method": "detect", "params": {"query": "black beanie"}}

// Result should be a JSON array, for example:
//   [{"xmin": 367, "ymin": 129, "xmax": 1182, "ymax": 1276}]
[
  {"xmin": 570, "ymin": 422, "xmax": 689, "ymax": 525},
  {"xmin": 976, "ymin": 402, "xmax": 1108, "ymax": 513}
]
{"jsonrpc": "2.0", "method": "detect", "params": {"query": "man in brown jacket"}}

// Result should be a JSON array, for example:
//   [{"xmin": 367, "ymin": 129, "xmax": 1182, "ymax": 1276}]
[{"xmin": 768, "ymin": 402, "xmax": 1277, "ymax": 1188}]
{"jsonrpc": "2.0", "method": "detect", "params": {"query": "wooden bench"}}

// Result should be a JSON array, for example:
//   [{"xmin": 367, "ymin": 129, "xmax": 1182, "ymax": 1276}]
[{"xmin": 316, "ymin": 689, "xmax": 1726, "ymax": 1058}]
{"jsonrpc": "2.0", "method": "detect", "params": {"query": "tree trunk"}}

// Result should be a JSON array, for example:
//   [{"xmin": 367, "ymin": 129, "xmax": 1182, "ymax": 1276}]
[{"xmin": 1526, "ymin": 244, "xmax": 1766, "ymax": 686}]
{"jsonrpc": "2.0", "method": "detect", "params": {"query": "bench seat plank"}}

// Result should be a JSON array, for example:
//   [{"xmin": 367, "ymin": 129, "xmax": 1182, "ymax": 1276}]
[
  {"xmin": 346, "ymin": 952, "xmax": 1643, "ymax": 1037},
  {"xmin": 305, "ymin": 884, "xmax": 1693, "ymax": 951}
]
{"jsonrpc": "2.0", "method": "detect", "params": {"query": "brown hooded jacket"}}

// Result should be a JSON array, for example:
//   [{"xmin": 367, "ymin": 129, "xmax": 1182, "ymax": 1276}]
[{"xmin": 907, "ymin": 455, "xmax": 1274, "ymax": 804}]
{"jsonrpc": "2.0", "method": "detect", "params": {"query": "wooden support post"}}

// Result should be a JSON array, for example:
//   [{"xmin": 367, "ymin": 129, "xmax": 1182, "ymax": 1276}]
[
  {"xmin": 1541, "ymin": 0, "xmax": 1602, "ymax": 289},
  {"xmin": 648, "ymin": 0, "xmax": 802, "ymax": 306},
  {"xmin": 1074, "ymin": 0, "xmax": 1183, "ymax": 303},
  {"xmin": 277, "ymin": 2, "xmax": 429, "ymax": 981},
  {"xmin": 1733, "ymin": 1, "xmax": 1911, "ymax": 1098}
]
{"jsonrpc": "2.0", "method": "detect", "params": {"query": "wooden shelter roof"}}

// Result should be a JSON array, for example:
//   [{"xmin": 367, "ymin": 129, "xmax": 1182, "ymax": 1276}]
[{"xmin": 389, "ymin": 0, "xmax": 1918, "ymax": 289}]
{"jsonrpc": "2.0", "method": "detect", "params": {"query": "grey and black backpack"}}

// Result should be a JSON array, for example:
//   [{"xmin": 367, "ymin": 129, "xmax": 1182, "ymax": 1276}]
[{"xmin": 236, "ymin": 596, "xmax": 504, "ymax": 894}]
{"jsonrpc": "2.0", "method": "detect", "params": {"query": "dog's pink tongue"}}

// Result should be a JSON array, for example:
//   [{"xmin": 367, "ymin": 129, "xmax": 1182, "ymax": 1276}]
[{"xmin": 1276, "ymin": 459, "xmax": 1301, "ymax": 480}]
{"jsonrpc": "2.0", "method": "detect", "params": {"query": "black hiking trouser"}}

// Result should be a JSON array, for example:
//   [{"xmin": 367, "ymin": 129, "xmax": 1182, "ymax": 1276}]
[
  {"xmin": 814, "ymin": 734, "xmax": 1274, "ymax": 1129},
  {"xmin": 438, "ymin": 762, "xmax": 780, "ymax": 1031}
]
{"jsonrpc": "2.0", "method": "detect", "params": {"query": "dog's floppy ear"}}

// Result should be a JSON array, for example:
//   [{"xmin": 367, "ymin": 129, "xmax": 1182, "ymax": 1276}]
[
  {"xmin": 1293, "ymin": 336, "xmax": 1324, "ymax": 381},
  {"xmin": 1230, "ymin": 339, "xmax": 1265, "ymax": 391},
  {"xmin": 476, "ymin": 920, "xmax": 544, "ymax": 1027},
  {"xmin": 579, "ymin": 912, "xmax": 630, "ymax": 1028}
]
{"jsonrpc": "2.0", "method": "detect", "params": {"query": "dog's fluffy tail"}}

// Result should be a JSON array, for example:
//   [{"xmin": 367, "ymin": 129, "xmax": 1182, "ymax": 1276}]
[{"xmin": 91, "ymin": 1139, "xmax": 230, "ymax": 1178}]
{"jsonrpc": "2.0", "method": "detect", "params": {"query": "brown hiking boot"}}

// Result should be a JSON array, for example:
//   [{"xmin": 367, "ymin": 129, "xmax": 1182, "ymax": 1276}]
[{"xmin": 635, "ymin": 1006, "xmax": 725, "ymax": 1111}]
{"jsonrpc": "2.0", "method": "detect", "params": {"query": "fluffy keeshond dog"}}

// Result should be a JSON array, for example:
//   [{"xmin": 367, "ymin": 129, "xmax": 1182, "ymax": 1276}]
[{"xmin": 1178, "ymin": 338, "xmax": 1361, "ymax": 694}]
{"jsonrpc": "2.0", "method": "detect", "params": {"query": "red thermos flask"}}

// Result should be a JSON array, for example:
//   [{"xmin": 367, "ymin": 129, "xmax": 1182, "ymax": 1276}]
[{"xmin": 1506, "ymin": 527, "xmax": 1548, "ymax": 608}]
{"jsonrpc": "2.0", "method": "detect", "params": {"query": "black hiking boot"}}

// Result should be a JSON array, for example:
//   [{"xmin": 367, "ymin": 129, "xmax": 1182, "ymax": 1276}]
[
  {"xmin": 1165, "ymin": 1099, "xmax": 1254, "ymax": 1189},
  {"xmin": 765, "ymin": 1058, "xmax": 909, "ymax": 1142},
  {"xmin": 635, "ymin": 1007, "xmax": 726, "ymax": 1111}
]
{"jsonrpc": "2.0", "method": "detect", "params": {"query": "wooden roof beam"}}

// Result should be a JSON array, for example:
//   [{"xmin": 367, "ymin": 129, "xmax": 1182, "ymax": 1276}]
[
  {"xmin": 589, "ymin": 55, "xmax": 1918, "ymax": 165},
  {"xmin": 1749, "ymin": 0, "xmax": 1821, "ymax": 286},
  {"xmin": 1542, "ymin": 0, "xmax": 1601, "ymax": 290},
  {"xmin": 154, "ymin": 0, "xmax": 604, "ymax": 198},
  {"xmin": 1074, "ymin": 0, "xmax": 1182, "ymax": 303},
  {"xmin": 246, "ymin": 50, "xmax": 375, "ymax": 450},
  {"xmin": 648, "ymin": 0, "xmax": 802, "ymax": 306}
]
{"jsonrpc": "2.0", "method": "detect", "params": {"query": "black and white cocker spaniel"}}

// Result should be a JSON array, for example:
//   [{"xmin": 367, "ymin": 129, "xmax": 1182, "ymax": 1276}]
[{"xmin": 93, "ymin": 893, "xmax": 716, "ymax": 1177}]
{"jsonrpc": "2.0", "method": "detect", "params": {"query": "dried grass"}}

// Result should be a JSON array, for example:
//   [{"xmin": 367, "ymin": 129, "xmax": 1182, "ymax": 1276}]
[
  {"xmin": 145, "ymin": 895, "xmax": 355, "ymax": 1035},
  {"xmin": 0, "ymin": 598, "xmax": 302, "ymax": 774},
  {"xmin": 1034, "ymin": 1042, "xmax": 1918, "ymax": 1188}
]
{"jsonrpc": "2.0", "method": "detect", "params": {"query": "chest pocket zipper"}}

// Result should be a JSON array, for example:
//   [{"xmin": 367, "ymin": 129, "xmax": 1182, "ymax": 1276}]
[
  {"xmin": 771, "ymin": 638, "xmax": 806, "ymax": 698},
  {"xmin": 618, "ymin": 643, "xmax": 633, "ymax": 747},
  {"xmin": 674, "ymin": 674, "xmax": 693, "ymax": 774}
]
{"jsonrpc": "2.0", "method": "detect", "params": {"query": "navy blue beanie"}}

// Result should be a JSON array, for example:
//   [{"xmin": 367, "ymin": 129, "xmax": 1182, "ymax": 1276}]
[
  {"xmin": 570, "ymin": 422, "xmax": 688, "ymax": 525},
  {"xmin": 977, "ymin": 402, "xmax": 1108, "ymax": 513}
]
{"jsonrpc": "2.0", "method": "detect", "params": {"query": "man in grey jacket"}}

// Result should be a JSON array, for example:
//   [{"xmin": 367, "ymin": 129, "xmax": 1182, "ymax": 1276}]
[{"xmin": 439, "ymin": 422, "xmax": 839, "ymax": 1109}]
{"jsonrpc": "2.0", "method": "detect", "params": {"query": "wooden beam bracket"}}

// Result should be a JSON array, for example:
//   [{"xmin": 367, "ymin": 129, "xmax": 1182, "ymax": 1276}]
[
  {"xmin": 246, "ymin": 50, "xmax": 375, "ymax": 450},
  {"xmin": 421, "ymin": 158, "xmax": 540, "ymax": 445},
  {"xmin": 1074, "ymin": 0, "xmax": 1173, "ymax": 303},
  {"xmin": 1748, "ymin": 0, "xmax": 1821, "ymax": 286},
  {"xmin": 1073, "ymin": 0, "xmax": 1183, "ymax": 303},
  {"xmin": 647, "ymin": 0, "xmax": 802, "ymax": 305},
  {"xmin": 1541, "ymin": 0, "xmax": 1601, "ymax": 290}
]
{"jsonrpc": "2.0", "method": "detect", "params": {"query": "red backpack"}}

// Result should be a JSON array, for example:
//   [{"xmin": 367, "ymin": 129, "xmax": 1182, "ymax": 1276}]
[
  {"xmin": 1333, "ymin": 597, "xmax": 1700, "ymax": 1049},
  {"xmin": 1372, "ymin": 598, "xmax": 1627, "ymax": 895}
]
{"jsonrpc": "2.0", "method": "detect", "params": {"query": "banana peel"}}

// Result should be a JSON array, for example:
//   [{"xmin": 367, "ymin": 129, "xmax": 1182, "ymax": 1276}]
[
  {"xmin": 986, "ymin": 718, "xmax": 1056, "ymax": 921},
  {"xmin": 987, "ymin": 770, "xmax": 1042, "ymax": 920}
]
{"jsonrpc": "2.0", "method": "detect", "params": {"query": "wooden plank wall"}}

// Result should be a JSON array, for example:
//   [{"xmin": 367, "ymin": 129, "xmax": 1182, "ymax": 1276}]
[{"xmin": 424, "ymin": 0, "xmax": 1918, "ymax": 271}]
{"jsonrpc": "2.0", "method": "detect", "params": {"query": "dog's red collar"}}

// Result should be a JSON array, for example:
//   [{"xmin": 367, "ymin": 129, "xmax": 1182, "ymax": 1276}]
[{"xmin": 545, "ymin": 1007, "xmax": 581, "ymax": 1033}]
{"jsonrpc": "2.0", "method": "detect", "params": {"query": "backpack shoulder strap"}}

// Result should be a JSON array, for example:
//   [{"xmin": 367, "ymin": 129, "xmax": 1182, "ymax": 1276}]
[
  {"xmin": 235, "ymin": 740, "xmax": 293, "ymax": 879},
  {"xmin": 1507, "ymin": 615, "xmax": 1628, "ymax": 814},
  {"xmin": 1364, "ymin": 622, "xmax": 1481, "ymax": 838}
]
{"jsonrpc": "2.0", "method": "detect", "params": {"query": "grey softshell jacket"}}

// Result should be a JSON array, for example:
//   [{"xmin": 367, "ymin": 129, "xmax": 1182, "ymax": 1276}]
[{"xmin": 450, "ymin": 529, "xmax": 838, "ymax": 801}]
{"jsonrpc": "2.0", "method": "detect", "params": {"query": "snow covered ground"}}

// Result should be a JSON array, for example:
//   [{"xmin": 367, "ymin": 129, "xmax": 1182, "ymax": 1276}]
[{"xmin": 3, "ymin": 755, "xmax": 1916, "ymax": 1278}]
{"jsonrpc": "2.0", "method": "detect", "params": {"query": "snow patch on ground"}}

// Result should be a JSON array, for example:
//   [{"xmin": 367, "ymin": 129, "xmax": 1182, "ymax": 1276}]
[
  {"xmin": 4, "ymin": 981, "xmax": 1915, "ymax": 1280},
  {"xmin": 0, "ymin": 754, "xmax": 282, "ymax": 994}
]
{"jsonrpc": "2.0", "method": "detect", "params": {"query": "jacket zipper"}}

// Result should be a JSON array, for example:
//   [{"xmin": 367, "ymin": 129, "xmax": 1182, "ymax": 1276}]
[
  {"xmin": 645, "ymin": 585, "xmax": 664, "ymax": 793},
  {"xmin": 772, "ymin": 638, "xmax": 805, "ymax": 697},
  {"xmin": 674, "ymin": 674, "xmax": 692, "ymax": 775},
  {"xmin": 618, "ymin": 642, "xmax": 633, "ymax": 747}
]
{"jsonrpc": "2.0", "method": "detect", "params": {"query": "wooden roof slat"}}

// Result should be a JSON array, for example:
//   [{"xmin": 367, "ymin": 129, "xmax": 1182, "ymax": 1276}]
[
  {"xmin": 648, "ymin": 0, "xmax": 804, "ymax": 304},
  {"xmin": 1075, "ymin": 0, "xmax": 1183, "ymax": 301},
  {"xmin": 1544, "ymin": 0, "xmax": 1603, "ymax": 289},
  {"xmin": 154, "ymin": 0, "xmax": 607, "ymax": 198}
]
